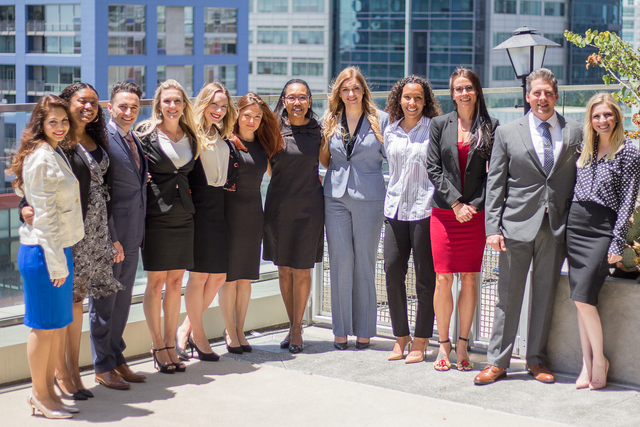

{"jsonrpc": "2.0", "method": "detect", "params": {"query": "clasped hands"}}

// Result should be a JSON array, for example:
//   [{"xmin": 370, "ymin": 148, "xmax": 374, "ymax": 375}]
[{"xmin": 453, "ymin": 202, "xmax": 476, "ymax": 224}]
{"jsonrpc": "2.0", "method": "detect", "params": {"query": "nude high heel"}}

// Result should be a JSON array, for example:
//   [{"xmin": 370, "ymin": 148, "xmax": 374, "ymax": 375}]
[{"xmin": 27, "ymin": 393, "xmax": 72, "ymax": 419}]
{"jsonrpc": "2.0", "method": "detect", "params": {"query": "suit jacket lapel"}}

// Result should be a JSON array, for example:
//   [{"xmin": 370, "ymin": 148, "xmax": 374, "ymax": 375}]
[
  {"xmin": 550, "ymin": 114, "xmax": 571, "ymax": 176},
  {"xmin": 518, "ymin": 116, "xmax": 546, "ymax": 175},
  {"xmin": 352, "ymin": 116, "xmax": 371, "ymax": 154},
  {"xmin": 445, "ymin": 111, "xmax": 462, "ymax": 178},
  {"xmin": 109, "ymin": 122, "xmax": 143, "ymax": 181}
]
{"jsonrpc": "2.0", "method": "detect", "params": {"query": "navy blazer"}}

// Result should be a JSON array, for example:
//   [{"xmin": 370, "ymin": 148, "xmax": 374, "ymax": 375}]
[
  {"xmin": 323, "ymin": 110, "xmax": 389, "ymax": 201},
  {"xmin": 106, "ymin": 121, "xmax": 148, "ymax": 249}
]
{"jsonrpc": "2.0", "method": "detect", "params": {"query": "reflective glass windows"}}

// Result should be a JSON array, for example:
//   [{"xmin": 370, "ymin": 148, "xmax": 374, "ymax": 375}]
[
  {"xmin": 258, "ymin": 0, "xmax": 288, "ymax": 12},
  {"xmin": 257, "ymin": 27, "xmax": 288, "ymax": 44},
  {"xmin": 292, "ymin": 59, "xmax": 324, "ymax": 76},
  {"xmin": 157, "ymin": 65, "xmax": 193, "ymax": 96},
  {"xmin": 292, "ymin": 0, "xmax": 325, "ymax": 12},
  {"xmin": 494, "ymin": 0, "xmax": 517, "ymax": 13},
  {"xmin": 0, "ymin": 6, "xmax": 15, "ymax": 54},
  {"xmin": 292, "ymin": 28, "xmax": 324, "ymax": 44},
  {"xmin": 544, "ymin": 1, "xmax": 565, "ymax": 15},
  {"xmin": 204, "ymin": 65, "xmax": 237, "ymax": 94},
  {"xmin": 157, "ymin": 6, "xmax": 194, "ymax": 55},
  {"xmin": 26, "ymin": 65, "xmax": 81, "ymax": 102},
  {"xmin": 108, "ymin": 66, "xmax": 146, "ymax": 98},
  {"xmin": 26, "ymin": 5, "xmax": 81, "ymax": 54},
  {"xmin": 520, "ymin": 0, "xmax": 542, "ymax": 14},
  {"xmin": 108, "ymin": 5, "xmax": 146, "ymax": 55},
  {"xmin": 204, "ymin": 8, "xmax": 237, "ymax": 55},
  {"xmin": 257, "ymin": 58, "xmax": 287, "ymax": 75}
]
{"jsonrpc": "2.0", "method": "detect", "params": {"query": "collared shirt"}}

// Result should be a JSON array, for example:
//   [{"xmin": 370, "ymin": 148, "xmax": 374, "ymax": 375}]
[
  {"xmin": 529, "ymin": 111, "xmax": 562, "ymax": 166},
  {"xmin": 110, "ymin": 119, "xmax": 129, "ymax": 139},
  {"xmin": 383, "ymin": 116, "xmax": 435, "ymax": 221},
  {"xmin": 573, "ymin": 139, "xmax": 640, "ymax": 255},
  {"xmin": 157, "ymin": 131, "xmax": 193, "ymax": 169}
]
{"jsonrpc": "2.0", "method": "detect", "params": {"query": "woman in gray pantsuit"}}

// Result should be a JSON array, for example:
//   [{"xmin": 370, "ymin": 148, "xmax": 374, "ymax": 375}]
[{"xmin": 320, "ymin": 66, "xmax": 389, "ymax": 350}]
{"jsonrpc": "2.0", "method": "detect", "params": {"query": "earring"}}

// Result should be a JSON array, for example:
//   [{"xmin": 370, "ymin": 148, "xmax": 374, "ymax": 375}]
[{"xmin": 92, "ymin": 114, "xmax": 100, "ymax": 123}]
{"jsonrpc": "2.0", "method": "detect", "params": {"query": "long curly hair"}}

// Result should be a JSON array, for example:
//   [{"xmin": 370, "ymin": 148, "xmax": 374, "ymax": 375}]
[
  {"xmin": 59, "ymin": 82, "xmax": 108, "ymax": 149},
  {"xmin": 231, "ymin": 93, "xmax": 283, "ymax": 159},
  {"xmin": 385, "ymin": 75, "xmax": 442, "ymax": 123},
  {"xmin": 321, "ymin": 66, "xmax": 382, "ymax": 152},
  {"xmin": 449, "ymin": 67, "xmax": 494, "ymax": 159},
  {"xmin": 193, "ymin": 82, "xmax": 237, "ymax": 147},
  {"xmin": 274, "ymin": 79, "xmax": 315, "ymax": 125},
  {"xmin": 12, "ymin": 95, "xmax": 76, "ymax": 191},
  {"xmin": 578, "ymin": 92, "xmax": 625, "ymax": 168},
  {"xmin": 135, "ymin": 79, "xmax": 199, "ymax": 156}
]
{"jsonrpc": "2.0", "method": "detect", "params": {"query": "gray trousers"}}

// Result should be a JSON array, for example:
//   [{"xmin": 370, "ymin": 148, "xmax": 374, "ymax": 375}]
[
  {"xmin": 487, "ymin": 216, "xmax": 566, "ymax": 368},
  {"xmin": 325, "ymin": 194, "xmax": 383, "ymax": 338}
]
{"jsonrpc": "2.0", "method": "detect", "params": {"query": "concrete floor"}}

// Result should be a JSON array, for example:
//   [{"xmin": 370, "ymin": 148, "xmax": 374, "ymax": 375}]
[{"xmin": 2, "ymin": 326, "xmax": 639, "ymax": 426}]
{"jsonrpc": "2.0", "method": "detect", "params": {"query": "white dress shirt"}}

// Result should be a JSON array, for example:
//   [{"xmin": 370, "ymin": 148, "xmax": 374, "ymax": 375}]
[
  {"xmin": 199, "ymin": 132, "xmax": 230, "ymax": 187},
  {"xmin": 383, "ymin": 116, "xmax": 435, "ymax": 221},
  {"xmin": 18, "ymin": 143, "xmax": 84, "ymax": 279},
  {"xmin": 158, "ymin": 131, "xmax": 193, "ymax": 168},
  {"xmin": 529, "ymin": 111, "xmax": 563, "ymax": 165}
]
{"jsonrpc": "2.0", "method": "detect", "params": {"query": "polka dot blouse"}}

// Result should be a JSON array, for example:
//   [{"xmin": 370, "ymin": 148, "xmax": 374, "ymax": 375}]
[{"xmin": 573, "ymin": 139, "xmax": 640, "ymax": 255}]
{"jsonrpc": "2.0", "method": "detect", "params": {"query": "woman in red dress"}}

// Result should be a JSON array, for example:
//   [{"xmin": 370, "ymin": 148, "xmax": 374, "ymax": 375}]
[{"xmin": 426, "ymin": 68, "xmax": 499, "ymax": 371}]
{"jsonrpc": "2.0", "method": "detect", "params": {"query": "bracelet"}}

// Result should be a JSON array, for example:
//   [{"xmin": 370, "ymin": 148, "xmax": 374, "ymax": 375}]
[{"xmin": 451, "ymin": 202, "xmax": 461, "ymax": 209}]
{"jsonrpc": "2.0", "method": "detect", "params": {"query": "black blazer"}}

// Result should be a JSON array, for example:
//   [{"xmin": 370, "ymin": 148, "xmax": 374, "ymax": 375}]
[
  {"xmin": 139, "ymin": 128, "xmax": 198, "ymax": 215},
  {"xmin": 427, "ymin": 110, "xmax": 499, "ymax": 211},
  {"xmin": 188, "ymin": 136, "xmax": 239, "ymax": 191}
]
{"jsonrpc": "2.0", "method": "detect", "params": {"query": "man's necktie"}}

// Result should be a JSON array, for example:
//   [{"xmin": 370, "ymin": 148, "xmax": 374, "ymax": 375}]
[
  {"xmin": 540, "ymin": 121, "xmax": 553, "ymax": 175},
  {"xmin": 124, "ymin": 133, "xmax": 141, "ymax": 170}
]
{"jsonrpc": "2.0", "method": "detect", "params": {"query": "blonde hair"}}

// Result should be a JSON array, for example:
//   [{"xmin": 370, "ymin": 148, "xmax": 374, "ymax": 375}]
[
  {"xmin": 577, "ymin": 92, "xmax": 625, "ymax": 168},
  {"xmin": 321, "ymin": 66, "xmax": 383, "ymax": 152},
  {"xmin": 135, "ymin": 79, "xmax": 199, "ymax": 156},
  {"xmin": 193, "ymin": 82, "xmax": 236, "ymax": 150}
]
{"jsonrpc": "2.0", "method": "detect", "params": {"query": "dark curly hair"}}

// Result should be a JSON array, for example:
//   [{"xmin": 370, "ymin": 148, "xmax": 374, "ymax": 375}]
[
  {"xmin": 59, "ymin": 82, "xmax": 108, "ymax": 149},
  {"xmin": 274, "ymin": 79, "xmax": 316, "ymax": 125},
  {"xmin": 385, "ymin": 75, "xmax": 442, "ymax": 123}
]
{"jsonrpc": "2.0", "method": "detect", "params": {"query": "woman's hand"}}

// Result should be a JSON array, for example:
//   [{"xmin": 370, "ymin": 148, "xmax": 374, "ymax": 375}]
[
  {"xmin": 113, "ymin": 241, "xmax": 125, "ymax": 263},
  {"xmin": 52, "ymin": 277, "xmax": 66, "ymax": 287},
  {"xmin": 454, "ymin": 203, "xmax": 477, "ymax": 223},
  {"xmin": 607, "ymin": 253, "xmax": 622, "ymax": 264},
  {"xmin": 22, "ymin": 206, "xmax": 34, "ymax": 225}
]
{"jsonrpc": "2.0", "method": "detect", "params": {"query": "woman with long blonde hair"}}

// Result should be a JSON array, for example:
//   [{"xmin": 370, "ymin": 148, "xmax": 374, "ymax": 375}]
[
  {"xmin": 320, "ymin": 66, "xmax": 389, "ymax": 350},
  {"xmin": 135, "ymin": 79, "xmax": 198, "ymax": 373},
  {"xmin": 175, "ymin": 82, "xmax": 239, "ymax": 361},
  {"xmin": 219, "ymin": 93, "xmax": 283, "ymax": 354},
  {"xmin": 567, "ymin": 92, "xmax": 640, "ymax": 390}
]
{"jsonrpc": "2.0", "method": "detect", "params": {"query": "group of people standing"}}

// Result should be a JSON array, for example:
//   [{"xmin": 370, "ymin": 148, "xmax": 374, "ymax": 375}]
[{"xmin": 13, "ymin": 64, "xmax": 640, "ymax": 419}]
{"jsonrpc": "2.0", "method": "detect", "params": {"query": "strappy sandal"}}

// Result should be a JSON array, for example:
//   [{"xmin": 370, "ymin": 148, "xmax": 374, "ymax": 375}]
[
  {"xmin": 151, "ymin": 347, "xmax": 175, "ymax": 374},
  {"xmin": 433, "ymin": 339, "xmax": 452, "ymax": 371},
  {"xmin": 456, "ymin": 336, "xmax": 474, "ymax": 371}
]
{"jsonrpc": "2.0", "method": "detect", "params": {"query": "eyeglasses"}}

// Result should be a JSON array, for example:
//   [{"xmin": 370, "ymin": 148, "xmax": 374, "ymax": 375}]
[
  {"xmin": 453, "ymin": 85, "xmax": 475, "ymax": 94},
  {"xmin": 285, "ymin": 95, "xmax": 309, "ymax": 103}
]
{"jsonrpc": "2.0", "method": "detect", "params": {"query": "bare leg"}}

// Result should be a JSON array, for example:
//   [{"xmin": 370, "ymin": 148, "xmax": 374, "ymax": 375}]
[
  {"xmin": 575, "ymin": 301, "xmax": 608, "ymax": 389},
  {"xmin": 144, "ymin": 271, "xmax": 172, "ymax": 367},
  {"xmin": 575, "ymin": 311, "xmax": 592, "ymax": 388},
  {"xmin": 433, "ymin": 272, "xmax": 454, "ymax": 368},
  {"xmin": 219, "ymin": 281, "xmax": 240, "ymax": 347},
  {"xmin": 235, "ymin": 279, "xmax": 252, "ymax": 346},
  {"xmin": 163, "ymin": 269, "xmax": 186, "ymax": 365},
  {"xmin": 184, "ymin": 272, "xmax": 226, "ymax": 352},
  {"xmin": 27, "ymin": 328, "xmax": 59, "ymax": 411},
  {"xmin": 196, "ymin": 273, "xmax": 225, "ymax": 348},
  {"xmin": 279, "ymin": 266, "xmax": 294, "ymax": 342},
  {"xmin": 66, "ymin": 301, "xmax": 85, "ymax": 390},
  {"xmin": 180, "ymin": 272, "xmax": 208, "ymax": 351},
  {"xmin": 54, "ymin": 325, "xmax": 77, "ymax": 395},
  {"xmin": 456, "ymin": 272, "xmax": 478, "ymax": 365},
  {"xmin": 48, "ymin": 329, "xmax": 66, "ymax": 405},
  {"xmin": 290, "ymin": 268, "xmax": 311, "ymax": 346}
]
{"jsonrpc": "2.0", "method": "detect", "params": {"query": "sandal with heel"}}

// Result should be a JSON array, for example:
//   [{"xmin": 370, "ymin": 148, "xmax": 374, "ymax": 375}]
[
  {"xmin": 151, "ymin": 347, "xmax": 175, "ymax": 374},
  {"xmin": 434, "ymin": 339, "xmax": 452, "ymax": 371},
  {"xmin": 456, "ymin": 336, "xmax": 474, "ymax": 371},
  {"xmin": 165, "ymin": 346, "xmax": 187, "ymax": 372}
]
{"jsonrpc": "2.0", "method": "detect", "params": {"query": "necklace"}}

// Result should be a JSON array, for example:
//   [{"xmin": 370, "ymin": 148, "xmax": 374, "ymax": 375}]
[{"xmin": 160, "ymin": 125, "xmax": 183, "ymax": 143}]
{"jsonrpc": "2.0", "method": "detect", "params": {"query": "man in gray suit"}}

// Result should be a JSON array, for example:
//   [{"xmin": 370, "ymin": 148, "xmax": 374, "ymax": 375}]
[{"xmin": 474, "ymin": 68, "xmax": 582, "ymax": 385}]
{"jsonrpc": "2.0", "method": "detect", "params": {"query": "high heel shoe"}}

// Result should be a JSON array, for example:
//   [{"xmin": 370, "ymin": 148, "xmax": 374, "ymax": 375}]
[
  {"xmin": 456, "ymin": 336, "xmax": 474, "ymax": 371},
  {"xmin": 433, "ymin": 339, "xmax": 452, "ymax": 371},
  {"xmin": 388, "ymin": 336, "xmax": 411, "ymax": 361},
  {"xmin": 57, "ymin": 403, "xmax": 79, "ymax": 413},
  {"xmin": 224, "ymin": 329, "xmax": 243, "ymax": 354},
  {"xmin": 281, "ymin": 326, "xmax": 303, "ymax": 349},
  {"xmin": 405, "ymin": 338, "xmax": 427, "ymax": 364},
  {"xmin": 188, "ymin": 333, "xmax": 220, "ymax": 362},
  {"xmin": 165, "ymin": 346, "xmax": 187, "ymax": 372},
  {"xmin": 28, "ymin": 393, "xmax": 72, "ymax": 419},
  {"xmin": 175, "ymin": 329, "xmax": 190, "ymax": 361},
  {"xmin": 78, "ymin": 388, "xmax": 93, "ymax": 398},
  {"xmin": 590, "ymin": 358, "xmax": 610, "ymax": 390},
  {"xmin": 54, "ymin": 378, "xmax": 87, "ymax": 401},
  {"xmin": 151, "ymin": 347, "xmax": 175, "ymax": 374}
]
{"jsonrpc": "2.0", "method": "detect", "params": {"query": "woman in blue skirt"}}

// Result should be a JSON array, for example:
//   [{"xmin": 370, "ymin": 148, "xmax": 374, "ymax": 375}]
[{"xmin": 12, "ymin": 95, "xmax": 84, "ymax": 418}]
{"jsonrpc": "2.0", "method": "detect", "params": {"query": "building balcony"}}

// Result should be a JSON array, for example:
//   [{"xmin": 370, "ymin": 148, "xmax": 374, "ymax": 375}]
[
  {"xmin": 26, "ymin": 80, "xmax": 68, "ymax": 95},
  {"xmin": 0, "ymin": 20, "xmax": 15, "ymax": 34},
  {"xmin": 0, "ymin": 79, "xmax": 15, "ymax": 93},
  {"xmin": 25, "ymin": 20, "xmax": 80, "ymax": 33}
]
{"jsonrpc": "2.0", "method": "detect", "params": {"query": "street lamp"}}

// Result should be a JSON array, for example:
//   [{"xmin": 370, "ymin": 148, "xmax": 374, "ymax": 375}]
[{"xmin": 493, "ymin": 26, "xmax": 560, "ymax": 114}]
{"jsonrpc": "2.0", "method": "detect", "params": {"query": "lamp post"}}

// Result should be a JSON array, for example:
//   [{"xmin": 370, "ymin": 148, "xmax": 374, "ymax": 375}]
[{"xmin": 493, "ymin": 27, "xmax": 560, "ymax": 114}]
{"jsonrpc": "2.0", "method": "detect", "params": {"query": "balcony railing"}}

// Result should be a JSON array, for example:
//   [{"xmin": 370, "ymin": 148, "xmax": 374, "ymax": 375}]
[
  {"xmin": 0, "ymin": 21, "xmax": 15, "ymax": 33},
  {"xmin": 26, "ymin": 20, "xmax": 80, "ymax": 32},
  {"xmin": 26, "ymin": 80, "xmax": 68, "ymax": 94},
  {"xmin": 0, "ymin": 80, "xmax": 15, "ymax": 92}
]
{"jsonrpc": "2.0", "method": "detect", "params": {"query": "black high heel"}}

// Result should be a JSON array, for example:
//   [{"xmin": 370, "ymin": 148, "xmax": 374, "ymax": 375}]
[
  {"xmin": 54, "ymin": 378, "xmax": 87, "ymax": 401},
  {"xmin": 188, "ymin": 333, "xmax": 220, "ymax": 362},
  {"xmin": 151, "ymin": 347, "xmax": 175, "ymax": 374},
  {"xmin": 224, "ymin": 329, "xmax": 243, "ymax": 354},
  {"xmin": 165, "ymin": 346, "xmax": 187, "ymax": 372},
  {"xmin": 175, "ymin": 329, "xmax": 190, "ymax": 361}
]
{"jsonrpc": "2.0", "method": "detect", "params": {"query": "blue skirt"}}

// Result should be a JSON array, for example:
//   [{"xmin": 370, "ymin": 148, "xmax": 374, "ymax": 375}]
[{"xmin": 19, "ymin": 244, "xmax": 74, "ymax": 329}]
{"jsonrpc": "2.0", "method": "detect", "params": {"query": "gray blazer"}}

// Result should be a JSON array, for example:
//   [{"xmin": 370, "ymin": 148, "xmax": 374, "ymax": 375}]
[
  {"xmin": 485, "ymin": 113, "xmax": 582, "ymax": 243},
  {"xmin": 323, "ymin": 110, "xmax": 389, "ymax": 201}
]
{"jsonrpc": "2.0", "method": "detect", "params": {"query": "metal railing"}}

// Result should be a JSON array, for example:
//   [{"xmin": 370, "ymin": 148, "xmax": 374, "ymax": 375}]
[{"xmin": 26, "ymin": 20, "xmax": 80, "ymax": 32}]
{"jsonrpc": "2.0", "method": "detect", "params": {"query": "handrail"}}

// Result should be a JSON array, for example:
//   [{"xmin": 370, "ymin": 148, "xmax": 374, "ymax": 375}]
[{"xmin": 0, "ymin": 84, "xmax": 623, "ymax": 113}]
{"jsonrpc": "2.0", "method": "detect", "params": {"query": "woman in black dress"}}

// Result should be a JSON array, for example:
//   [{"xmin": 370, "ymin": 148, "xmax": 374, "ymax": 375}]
[
  {"xmin": 135, "ymin": 79, "xmax": 198, "ymax": 373},
  {"xmin": 176, "ymin": 82, "xmax": 238, "ymax": 361},
  {"xmin": 264, "ymin": 79, "xmax": 324, "ymax": 353},
  {"xmin": 567, "ymin": 92, "xmax": 640, "ymax": 390},
  {"xmin": 219, "ymin": 93, "xmax": 283, "ymax": 353}
]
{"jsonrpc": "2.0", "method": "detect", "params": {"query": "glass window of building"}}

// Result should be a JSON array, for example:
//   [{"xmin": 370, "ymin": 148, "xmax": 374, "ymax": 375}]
[
  {"xmin": 157, "ymin": 6, "xmax": 194, "ymax": 55},
  {"xmin": 257, "ymin": 59, "xmax": 287, "ymax": 75},
  {"xmin": 493, "ymin": 32, "xmax": 511, "ymax": 46},
  {"xmin": 546, "ymin": 65, "xmax": 564, "ymax": 79},
  {"xmin": 26, "ymin": 65, "xmax": 81, "ymax": 102},
  {"xmin": 204, "ymin": 8, "xmax": 237, "ymax": 55},
  {"xmin": 495, "ymin": 0, "xmax": 517, "ymax": 13},
  {"xmin": 26, "ymin": 5, "xmax": 81, "ymax": 54},
  {"xmin": 520, "ymin": 0, "xmax": 542, "ymax": 14},
  {"xmin": 108, "ymin": 66, "xmax": 146, "ymax": 97},
  {"xmin": 0, "ymin": 6, "xmax": 15, "ymax": 54},
  {"xmin": 157, "ymin": 65, "xmax": 193, "ymax": 96},
  {"xmin": 257, "ymin": 0, "xmax": 288, "ymax": 12},
  {"xmin": 0, "ymin": 65, "xmax": 15, "ymax": 104},
  {"xmin": 108, "ymin": 5, "xmax": 146, "ymax": 55},
  {"xmin": 292, "ymin": 28, "xmax": 324, "ymax": 44},
  {"xmin": 543, "ymin": 33, "xmax": 565, "ymax": 47},
  {"xmin": 204, "ymin": 65, "xmax": 237, "ymax": 95},
  {"xmin": 257, "ymin": 27, "xmax": 288, "ymax": 44},
  {"xmin": 622, "ymin": 7, "xmax": 635, "ymax": 16},
  {"xmin": 544, "ymin": 1, "xmax": 564, "ymax": 15},
  {"xmin": 493, "ymin": 65, "xmax": 517, "ymax": 81},
  {"xmin": 622, "ymin": 20, "xmax": 634, "ymax": 29},
  {"xmin": 292, "ymin": 59, "xmax": 324, "ymax": 76},
  {"xmin": 292, "ymin": 0, "xmax": 325, "ymax": 12}
]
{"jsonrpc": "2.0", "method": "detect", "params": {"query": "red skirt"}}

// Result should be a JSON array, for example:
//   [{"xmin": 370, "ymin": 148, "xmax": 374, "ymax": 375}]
[{"xmin": 430, "ymin": 207, "xmax": 486, "ymax": 273}]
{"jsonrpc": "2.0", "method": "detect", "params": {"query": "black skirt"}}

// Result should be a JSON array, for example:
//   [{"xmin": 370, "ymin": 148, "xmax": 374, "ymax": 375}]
[
  {"xmin": 566, "ymin": 201, "xmax": 616, "ymax": 306},
  {"xmin": 142, "ymin": 192, "xmax": 194, "ymax": 271},
  {"xmin": 191, "ymin": 186, "xmax": 228, "ymax": 274}
]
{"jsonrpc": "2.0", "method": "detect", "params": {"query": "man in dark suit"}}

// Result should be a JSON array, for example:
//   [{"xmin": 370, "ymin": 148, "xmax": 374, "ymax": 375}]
[
  {"xmin": 91, "ymin": 81, "xmax": 148, "ymax": 389},
  {"xmin": 474, "ymin": 68, "xmax": 583, "ymax": 385}
]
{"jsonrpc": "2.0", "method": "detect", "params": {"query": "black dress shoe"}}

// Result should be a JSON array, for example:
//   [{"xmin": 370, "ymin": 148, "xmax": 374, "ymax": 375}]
[
  {"xmin": 241, "ymin": 344, "xmax": 252, "ymax": 353},
  {"xmin": 54, "ymin": 378, "xmax": 88, "ymax": 400},
  {"xmin": 355, "ymin": 340, "xmax": 371, "ymax": 350},
  {"xmin": 289, "ymin": 344, "xmax": 303, "ymax": 354},
  {"xmin": 188, "ymin": 333, "xmax": 220, "ymax": 362},
  {"xmin": 78, "ymin": 389, "xmax": 93, "ymax": 398},
  {"xmin": 227, "ymin": 344, "xmax": 243, "ymax": 354},
  {"xmin": 333, "ymin": 341, "xmax": 348, "ymax": 350}
]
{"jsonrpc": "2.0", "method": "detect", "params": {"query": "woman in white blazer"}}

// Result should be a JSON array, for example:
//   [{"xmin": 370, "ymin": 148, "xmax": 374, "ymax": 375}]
[
  {"xmin": 12, "ymin": 95, "xmax": 84, "ymax": 418},
  {"xmin": 320, "ymin": 66, "xmax": 389, "ymax": 350}
]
